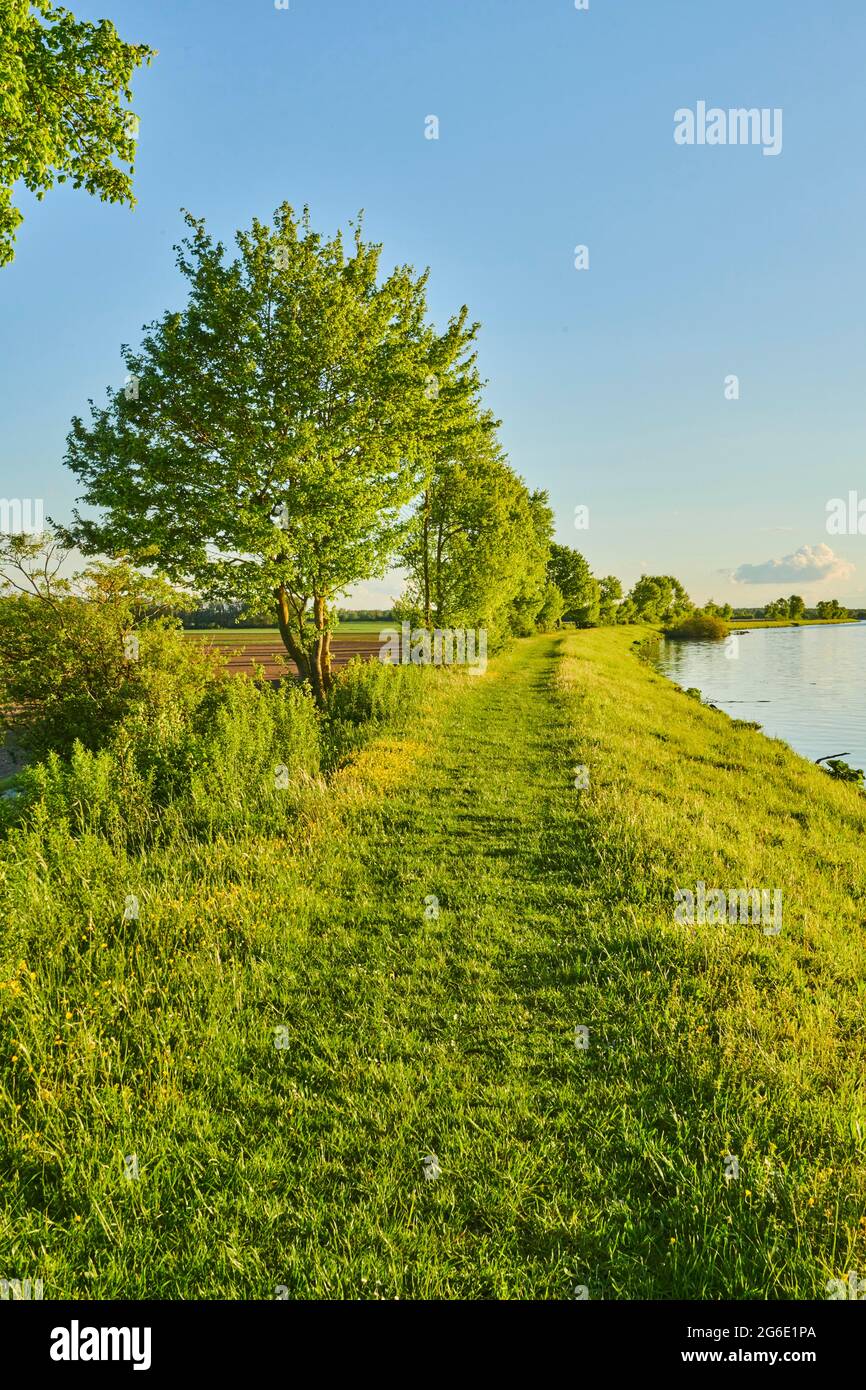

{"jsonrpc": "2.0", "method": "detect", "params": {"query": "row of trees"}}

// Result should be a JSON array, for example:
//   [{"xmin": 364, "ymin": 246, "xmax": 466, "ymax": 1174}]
[
  {"xmin": 546, "ymin": 556, "xmax": 697, "ymax": 629},
  {"xmin": 543, "ymin": 558, "xmax": 858, "ymax": 630},
  {"xmin": 759, "ymin": 595, "xmax": 851, "ymax": 621},
  {"xmin": 763, "ymin": 595, "xmax": 807, "ymax": 621},
  {"xmin": 54, "ymin": 205, "xmax": 558, "ymax": 702}
]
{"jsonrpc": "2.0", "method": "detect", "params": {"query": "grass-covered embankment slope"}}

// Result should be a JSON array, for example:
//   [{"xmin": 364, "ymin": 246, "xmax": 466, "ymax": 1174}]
[{"xmin": 1, "ymin": 629, "xmax": 863, "ymax": 1298}]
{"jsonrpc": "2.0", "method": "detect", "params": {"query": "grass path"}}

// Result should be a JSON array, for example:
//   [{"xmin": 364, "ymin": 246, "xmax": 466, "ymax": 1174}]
[{"xmin": 2, "ymin": 631, "xmax": 863, "ymax": 1298}]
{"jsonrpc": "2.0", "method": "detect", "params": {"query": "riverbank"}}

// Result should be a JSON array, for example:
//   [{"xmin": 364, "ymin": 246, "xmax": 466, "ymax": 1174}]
[
  {"xmin": 732, "ymin": 617, "xmax": 861, "ymax": 629},
  {"xmin": 0, "ymin": 629, "xmax": 863, "ymax": 1297}
]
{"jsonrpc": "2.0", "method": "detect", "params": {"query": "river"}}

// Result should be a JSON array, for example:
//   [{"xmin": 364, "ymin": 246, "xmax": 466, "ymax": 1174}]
[{"xmin": 653, "ymin": 622, "xmax": 866, "ymax": 775}]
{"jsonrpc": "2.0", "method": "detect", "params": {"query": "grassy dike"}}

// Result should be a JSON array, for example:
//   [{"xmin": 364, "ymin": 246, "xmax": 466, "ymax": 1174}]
[{"xmin": 1, "ymin": 628, "xmax": 864, "ymax": 1299}]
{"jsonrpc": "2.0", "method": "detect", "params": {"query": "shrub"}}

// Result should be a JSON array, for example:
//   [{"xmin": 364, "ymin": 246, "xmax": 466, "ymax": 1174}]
[
  {"xmin": 182, "ymin": 678, "xmax": 321, "ymax": 834},
  {"xmin": 664, "ymin": 614, "xmax": 730, "ymax": 641},
  {"xmin": 325, "ymin": 658, "xmax": 428, "ymax": 728},
  {"xmin": 322, "ymin": 659, "xmax": 430, "ymax": 767},
  {"xmin": 0, "ymin": 544, "xmax": 221, "ymax": 757},
  {"xmin": 9, "ymin": 676, "xmax": 322, "ymax": 847},
  {"xmin": 820, "ymin": 758, "xmax": 864, "ymax": 787}
]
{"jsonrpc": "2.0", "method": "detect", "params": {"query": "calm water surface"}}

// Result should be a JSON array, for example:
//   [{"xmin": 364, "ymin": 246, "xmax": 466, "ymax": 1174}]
[{"xmin": 653, "ymin": 623, "xmax": 866, "ymax": 775}]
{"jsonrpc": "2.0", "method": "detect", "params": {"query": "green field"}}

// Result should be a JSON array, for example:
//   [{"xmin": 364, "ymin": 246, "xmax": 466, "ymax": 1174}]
[{"xmin": 1, "ymin": 629, "xmax": 863, "ymax": 1298}]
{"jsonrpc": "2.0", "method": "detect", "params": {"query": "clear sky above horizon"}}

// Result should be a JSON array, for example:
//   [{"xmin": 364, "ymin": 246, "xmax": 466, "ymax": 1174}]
[{"xmin": 2, "ymin": 0, "xmax": 865, "ymax": 608}]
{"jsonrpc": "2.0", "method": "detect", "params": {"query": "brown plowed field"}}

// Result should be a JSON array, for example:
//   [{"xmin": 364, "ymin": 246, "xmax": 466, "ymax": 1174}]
[{"xmin": 185, "ymin": 631, "xmax": 383, "ymax": 680}]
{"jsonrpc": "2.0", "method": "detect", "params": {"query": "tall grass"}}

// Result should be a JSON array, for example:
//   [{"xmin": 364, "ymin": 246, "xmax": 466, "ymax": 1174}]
[{"xmin": 0, "ymin": 633, "xmax": 862, "ymax": 1298}]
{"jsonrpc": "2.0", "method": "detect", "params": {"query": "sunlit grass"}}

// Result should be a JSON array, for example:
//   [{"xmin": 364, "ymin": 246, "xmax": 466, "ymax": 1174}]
[{"xmin": 0, "ymin": 630, "xmax": 863, "ymax": 1298}]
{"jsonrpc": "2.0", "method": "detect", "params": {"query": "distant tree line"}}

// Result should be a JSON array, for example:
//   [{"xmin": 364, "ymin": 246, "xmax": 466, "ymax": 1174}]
[
  {"xmin": 540, "ymin": 557, "xmax": 864, "ymax": 630},
  {"xmin": 178, "ymin": 603, "xmax": 397, "ymax": 629},
  {"xmin": 732, "ymin": 596, "xmax": 860, "ymax": 621}
]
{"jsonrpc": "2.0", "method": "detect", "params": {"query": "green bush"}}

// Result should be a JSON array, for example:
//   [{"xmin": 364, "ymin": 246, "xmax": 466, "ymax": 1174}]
[
  {"xmin": 664, "ymin": 614, "xmax": 730, "ymax": 641},
  {"xmin": 322, "ymin": 659, "xmax": 431, "ymax": 768},
  {"xmin": 182, "ymin": 678, "xmax": 321, "ymax": 834},
  {"xmin": 325, "ymin": 658, "xmax": 427, "ymax": 728},
  {"xmin": 821, "ymin": 758, "xmax": 864, "ymax": 787},
  {"xmin": 9, "ymin": 676, "xmax": 322, "ymax": 847},
  {"xmin": 0, "ymin": 550, "xmax": 221, "ymax": 758}
]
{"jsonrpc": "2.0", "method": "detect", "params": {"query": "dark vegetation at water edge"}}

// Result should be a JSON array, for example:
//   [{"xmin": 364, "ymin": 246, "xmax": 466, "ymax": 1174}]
[{"xmin": 663, "ymin": 614, "xmax": 730, "ymax": 642}]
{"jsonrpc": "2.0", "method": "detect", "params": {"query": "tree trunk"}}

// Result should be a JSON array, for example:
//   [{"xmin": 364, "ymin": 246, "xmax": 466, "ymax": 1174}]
[
  {"xmin": 311, "ymin": 594, "xmax": 331, "ymax": 702},
  {"xmin": 274, "ymin": 583, "xmax": 326, "ymax": 705},
  {"xmin": 422, "ymin": 487, "xmax": 431, "ymax": 629},
  {"xmin": 321, "ymin": 626, "xmax": 333, "ymax": 693},
  {"xmin": 434, "ymin": 518, "xmax": 444, "ymax": 626}
]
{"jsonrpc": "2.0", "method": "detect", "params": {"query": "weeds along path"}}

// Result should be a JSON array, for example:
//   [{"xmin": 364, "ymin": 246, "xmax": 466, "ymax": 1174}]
[{"xmin": 2, "ymin": 631, "xmax": 863, "ymax": 1299}]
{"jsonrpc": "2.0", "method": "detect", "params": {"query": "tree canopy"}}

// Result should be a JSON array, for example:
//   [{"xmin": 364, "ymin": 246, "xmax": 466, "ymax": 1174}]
[
  {"xmin": 0, "ymin": 0, "xmax": 153, "ymax": 265},
  {"xmin": 397, "ymin": 436, "xmax": 554, "ymax": 644},
  {"xmin": 620, "ymin": 574, "xmax": 692, "ymax": 625},
  {"xmin": 61, "ymin": 205, "xmax": 488, "ymax": 702},
  {"xmin": 815, "ymin": 598, "xmax": 849, "ymax": 620},
  {"xmin": 546, "ymin": 544, "xmax": 599, "ymax": 627}
]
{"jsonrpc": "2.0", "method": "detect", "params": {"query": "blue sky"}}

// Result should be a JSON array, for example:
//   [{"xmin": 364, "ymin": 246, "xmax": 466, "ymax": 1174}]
[{"xmin": 2, "ymin": 0, "xmax": 865, "ymax": 607}]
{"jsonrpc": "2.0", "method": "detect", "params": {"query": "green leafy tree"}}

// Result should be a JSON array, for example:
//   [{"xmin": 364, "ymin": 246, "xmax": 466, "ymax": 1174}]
[
  {"xmin": 62, "ymin": 205, "xmax": 483, "ymax": 704},
  {"xmin": 816, "ymin": 598, "xmax": 849, "ymax": 620},
  {"xmin": 763, "ymin": 597, "xmax": 790, "ymax": 620},
  {"xmin": 398, "ymin": 443, "xmax": 552, "ymax": 645},
  {"xmin": 546, "ymin": 544, "xmax": 599, "ymax": 626},
  {"xmin": 402, "ymin": 390, "xmax": 499, "ymax": 632},
  {"xmin": 625, "ymin": 574, "xmax": 692, "ymax": 624},
  {"xmin": 508, "ymin": 490, "xmax": 555, "ymax": 636},
  {"xmin": 597, "ymin": 575, "xmax": 622, "ymax": 624},
  {"xmin": 0, "ymin": 0, "xmax": 154, "ymax": 265},
  {"xmin": 702, "ymin": 599, "xmax": 735, "ymax": 621},
  {"xmin": 535, "ymin": 581, "xmax": 565, "ymax": 631},
  {"xmin": 788, "ymin": 594, "xmax": 806, "ymax": 620}
]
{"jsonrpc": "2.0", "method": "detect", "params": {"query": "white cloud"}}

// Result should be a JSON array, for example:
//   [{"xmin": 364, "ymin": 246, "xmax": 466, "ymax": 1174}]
[{"xmin": 731, "ymin": 543, "xmax": 855, "ymax": 586}]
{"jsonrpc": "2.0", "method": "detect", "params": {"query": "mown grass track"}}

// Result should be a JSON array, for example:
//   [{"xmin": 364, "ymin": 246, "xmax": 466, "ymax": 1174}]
[{"xmin": 0, "ymin": 630, "xmax": 863, "ymax": 1298}]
